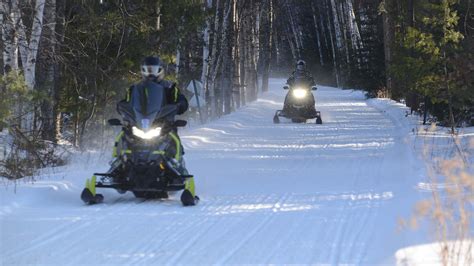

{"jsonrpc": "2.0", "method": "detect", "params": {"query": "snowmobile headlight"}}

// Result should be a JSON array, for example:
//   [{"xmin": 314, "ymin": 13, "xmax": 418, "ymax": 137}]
[
  {"xmin": 292, "ymin": 88, "xmax": 308, "ymax": 99},
  {"xmin": 132, "ymin": 126, "xmax": 162, "ymax": 140}
]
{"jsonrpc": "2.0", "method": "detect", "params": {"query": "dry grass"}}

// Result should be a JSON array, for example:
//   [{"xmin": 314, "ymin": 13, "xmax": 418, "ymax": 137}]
[
  {"xmin": 0, "ymin": 126, "xmax": 70, "ymax": 180},
  {"xmin": 403, "ymin": 125, "xmax": 473, "ymax": 265}
]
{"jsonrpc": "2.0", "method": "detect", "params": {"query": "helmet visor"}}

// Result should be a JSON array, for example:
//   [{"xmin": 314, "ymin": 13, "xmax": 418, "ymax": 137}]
[{"xmin": 141, "ymin": 65, "xmax": 162, "ymax": 77}]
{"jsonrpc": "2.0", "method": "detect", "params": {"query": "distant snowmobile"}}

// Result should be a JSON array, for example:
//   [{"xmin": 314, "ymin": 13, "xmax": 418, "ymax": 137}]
[
  {"xmin": 273, "ymin": 78, "xmax": 322, "ymax": 124},
  {"xmin": 81, "ymin": 81, "xmax": 198, "ymax": 206}
]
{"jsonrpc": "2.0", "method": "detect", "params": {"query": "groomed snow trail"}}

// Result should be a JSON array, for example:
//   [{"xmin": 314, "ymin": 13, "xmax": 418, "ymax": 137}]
[{"xmin": 1, "ymin": 79, "xmax": 425, "ymax": 265}]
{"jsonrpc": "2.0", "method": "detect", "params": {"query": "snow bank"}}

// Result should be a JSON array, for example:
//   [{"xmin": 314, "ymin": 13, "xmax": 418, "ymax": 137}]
[
  {"xmin": 367, "ymin": 97, "xmax": 474, "ymax": 137},
  {"xmin": 367, "ymin": 97, "xmax": 473, "ymax": 265},
  {"xmin": 396, "ymin": 240, "xmax": 474, "ymax": 266}
]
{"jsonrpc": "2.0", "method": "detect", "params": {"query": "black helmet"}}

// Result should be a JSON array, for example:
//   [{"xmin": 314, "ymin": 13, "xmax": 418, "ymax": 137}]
[
  {"xmin": 141, "ymin": 56, "xmax": 165, "ymax": 81},
  {"xmin": 296, "ymin": 60, "xmax": 306, "ymax": 70}
]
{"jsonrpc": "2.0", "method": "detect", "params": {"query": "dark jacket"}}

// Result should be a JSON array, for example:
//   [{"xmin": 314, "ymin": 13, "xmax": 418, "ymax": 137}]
[{"xmin": 124, "ymin": 79, "xmax": 188, "ymax": 115}]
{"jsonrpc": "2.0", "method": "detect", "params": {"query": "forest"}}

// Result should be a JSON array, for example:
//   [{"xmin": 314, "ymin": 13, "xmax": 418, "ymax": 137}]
[
  {"xmin": 2, "ymin": 2, "xmax": 473, "ymax": 264},
  {"xmin": 0, "ymin": 0, "xmax": 473, "ymax": 177}
]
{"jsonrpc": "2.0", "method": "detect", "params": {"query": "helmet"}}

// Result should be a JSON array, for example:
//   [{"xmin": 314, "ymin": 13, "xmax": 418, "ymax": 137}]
[
  {"xmin": 296, "ymin": 60, "xmax": 306, "ymax": 71},
  {"xmin": 141, "ymin": 56, "xmax": 165, "ymax": 81}
]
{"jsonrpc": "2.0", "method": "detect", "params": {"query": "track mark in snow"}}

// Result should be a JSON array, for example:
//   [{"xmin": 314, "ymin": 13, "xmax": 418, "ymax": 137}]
[
  {"xmin": 4, "ymin": 219, "xmax": 92, "ymax": 259},
  {"xmin": 163, "ymin": 219, "xmax": 217, "ymax": 265},
  {"xmin": 215, "ymin": 193, "xmax": 292, "ymax": 264}
]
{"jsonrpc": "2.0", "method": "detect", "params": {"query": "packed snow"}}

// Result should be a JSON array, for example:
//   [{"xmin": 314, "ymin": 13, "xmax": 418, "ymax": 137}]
[{"xmin": 1, "ymin": 79, "xmax": 472, "ymax": 265}]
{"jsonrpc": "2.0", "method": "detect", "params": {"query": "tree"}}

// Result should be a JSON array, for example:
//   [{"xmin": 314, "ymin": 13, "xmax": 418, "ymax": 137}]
[{"xmin": 392, "ymin": 0, "xmax": 471, "ymax": 129}]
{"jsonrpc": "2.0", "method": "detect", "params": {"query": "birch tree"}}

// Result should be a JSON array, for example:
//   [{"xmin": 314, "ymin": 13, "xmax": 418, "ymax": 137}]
[
  {"xmin": 0, "ymin": 0, "xmax": 46, "ymax": 132},
  {"xmin": 1, "ymin": 1, "xmax": 19, "ymax": 73},
  {"xmin": 14, "ymin": 0, "xmax": 46, "ymax": 90},
  {"xmin": 346, "ymin": 0, "xmax": 362, "ymax": 57},
  {"xmin": 246, "ymin": 0, "xmax": 259, "ymax": 102},
  {"xmin": 201, "ymin": 0, "xmax": 212, "ymax": 93}
]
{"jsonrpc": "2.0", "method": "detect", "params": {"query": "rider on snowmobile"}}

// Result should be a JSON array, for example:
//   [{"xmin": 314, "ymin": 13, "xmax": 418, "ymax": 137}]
[
  {"xmin": 114, "ymin": 56, "xmax": 197, "ymax": 203},
  {"xmin": 121, "ymin": 56, "xmax": 188, "ymax": 121},
  {"xmin": 283, "ymin": 60, "xmax": 316, "ymax": 112},
  {"xmin": 286, "ymin": 60, "xmax": 316, "ymax": 88}
]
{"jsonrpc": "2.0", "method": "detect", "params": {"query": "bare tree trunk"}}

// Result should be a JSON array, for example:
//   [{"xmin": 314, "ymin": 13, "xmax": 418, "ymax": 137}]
[
  {"xmin": 259, "ymin": 0, "xmax": 272, "ymax": 92},
  {"xmin": 272, "ymin": 17, "xmax": 281, "ymax": 66},
  {"xmin": 444, "ymin": 52, "xmax": 455, "ymax": 134},
  {"xmin": 245, "ymin": 1, "xmax": 258, "ymax": 102},
  {"xmin": 284, "ymin": 21, "xmax": 297, "ymax": 61},
  {"xmin": 1, "ymin": 1, "xmax": 19, "ymax": 72},
  {"xmin": 382, "ymin": 0, "xmax": 395, "ymax": 96},
  {"xmin": 155, "ymin": 2, "xmax": 161, "ymax": 30},
  {"xmin": 208, "ymin": 0, "xmax": 222, "ymax": 119},
  {"xmin": 220, "ymin": 0, "xmax": 234, "ymax": 114},
  {"xmin": 347, "ymin": 0, "xmax": 362, "ymax": 53},
  {"xmin": 254, "ymin": 1, "xmax": 261, "ymax": 71},
  {"xmin": 175, "ymin": 48, "xmax": 181, "ymax": 77},
  {"xmin": 311, "ymin": 1, "xmax": 324, "ymax": 66},
  {"xmin": 405, "ymin": 0, "xmax": 419, "ymax": 112},
  {"xmin": 238, "ymin": 2, "xmax": 247, "ymax": 106},
  {"xmin": 319, "ymin": 1, "xmax": 329, "ymax": 55},
  {"xmin": 338, "ymin": 0, "xmax": 350, "ymax": 65},
  {"xmin": 232, "ymin": 0, "xmax": 241, "ymax": 108},
  {"xmin": 0, "ymin": 7, "xmax": 3, "ymax": 75},
  {"xmin": 53, "ymin": 0, "xmax": 65, "ymax": 142},
  {"xmin": 175, "ymin": 15, "xmax": 186, "ymax": 81},
  {"xmin": 326, "ymin": 0, "xmax": 340, "ymax": 87},
  {"xmin": 285, "ymin": 0, "xmax": 302, "ymax": 58},
  {"xmin": 330, "ymin": 0, "xmax": 343, "ymax": 55},
  {"xmin": 201, "ymin": 0, "xmax": 212, "ymax": 96},
  {"xmin": 73, "ymin": 111, "xmax": 79, "ymax": 147},
  {"xmin": 39, "ymin": 0, "xmax": 56, "ymax": 141},
  {"xmin": 442, "ymin": 2, "xmax": 455, "ymax": 133}
]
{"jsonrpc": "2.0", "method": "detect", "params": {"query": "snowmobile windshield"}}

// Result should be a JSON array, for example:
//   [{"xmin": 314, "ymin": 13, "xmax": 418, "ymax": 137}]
[
  {"xmin": 130, "ymin": 82, "xmax": 166, "ymax": 129},
  {"xmin": 292, "ymin": 76, "xmax": 312, "ymax": 89}
]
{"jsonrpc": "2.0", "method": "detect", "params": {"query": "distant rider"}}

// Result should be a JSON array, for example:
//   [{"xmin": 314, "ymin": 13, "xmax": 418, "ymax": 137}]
[
  {"xmin": 286, "ymin": 60, "xmax": 315, "ymax": 87},
  {"xmin": 283, "ymin": 60, "xmax": 316, "ymax": 112}
]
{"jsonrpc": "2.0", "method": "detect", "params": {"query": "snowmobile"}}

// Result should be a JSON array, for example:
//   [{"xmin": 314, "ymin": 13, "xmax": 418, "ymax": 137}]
[
  {"xmin": 81, "ymin": 82, "xmax": 198, "ymax": 206},
  {"xmin": 273, "ymin": 79, "xmax": 322, "ymax": 124}
]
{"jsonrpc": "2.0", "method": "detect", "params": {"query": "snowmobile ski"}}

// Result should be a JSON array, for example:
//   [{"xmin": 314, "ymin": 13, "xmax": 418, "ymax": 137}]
[
  {"xmin": 80, "ymin": 175, "xmax": 104, "ymax": 204},
  {"xmin": 181, "ymin": 189, "xmax": 200, "ymax": 206}
]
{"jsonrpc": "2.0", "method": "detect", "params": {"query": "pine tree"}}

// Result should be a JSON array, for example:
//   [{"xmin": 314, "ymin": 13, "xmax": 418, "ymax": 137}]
[{"xmin": 392, "ymin": 0, "xmax": 470, "ymax": 128}]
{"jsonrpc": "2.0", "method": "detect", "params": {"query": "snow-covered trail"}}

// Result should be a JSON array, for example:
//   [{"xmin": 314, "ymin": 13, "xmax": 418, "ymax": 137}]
[{"xmin": 1, "ymin": 79, "xmax": 426, "ymax": 265}]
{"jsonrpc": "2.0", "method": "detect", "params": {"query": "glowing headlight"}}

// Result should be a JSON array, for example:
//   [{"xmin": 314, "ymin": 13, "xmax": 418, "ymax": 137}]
[
  {"xmin": 292, "ymin": 88, "xmax": 308, "ymax": 99},
  {"xmin": 132, "ymin": 126, "xmax": 162, "ymax": 140}
]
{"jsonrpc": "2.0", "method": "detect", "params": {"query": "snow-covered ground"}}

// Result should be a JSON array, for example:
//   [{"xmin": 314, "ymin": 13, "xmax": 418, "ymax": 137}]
[{"xmin": 1, "ymin": 79, "xmax": 472, "ymax": 265}]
